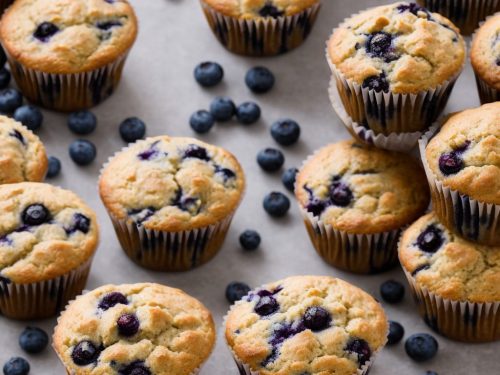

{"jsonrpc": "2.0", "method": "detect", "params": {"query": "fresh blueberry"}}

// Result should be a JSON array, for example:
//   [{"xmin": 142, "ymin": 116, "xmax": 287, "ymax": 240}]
[
  {"xmin": 2, "ymin": 357, "xmax": 30, "ymax": 375},
  {"xmin": 387, "ymin": 321, "xmax": 405, "ymax": 345},
  {"xmin": 416, "ymin": 225, "xmax": 443, "ymax": 253},
  {"xmin": 263, "ymin": 192, "xmax": 290, "ymax": 217},
  {"xmin": 345, "ymin": 338, "xmax": 371, "ymax": 367},
  {"xmin": 0, "ymin": 88, "xmax": 23, "ymax": 113},
  {"xmin": 0, "ymin": 68, "xmax": 11, "ymax": 89},
  {"xmin": 239, "ymin": 230, "xmax": 261, "ymax": 251},
  {"xmin": 245, "ymin": 67, "xmax": 275, "ymax": 94},
  {"xmin": 22, "ymin": 204, "xmax": 50, "ymax": 226},
  {"xmin": 405, "ymin": 333, "xmax": 439, "ymax": 362},
  {"xmin": 190, "ymin": 110, "xmax": 214, "ymax": 133},
  {"xmin": 67, "ymin": 111, "xmax": 97, "ymax": 135},
  {"xmin": 66, "ymin": 213, "xmax": 91, "ymax": 234},
  {"xmin": 226, "ymin": 282, "xmax": 251, "ymax": 304},
  {"xmin": 210, "ymin": 96, "xmax": 235, "ymax": 122},
  {"xmin": 259, "ymin": 4, "xmax": 284, "ymax": 18},
  {"xmin": 271, "ymin": 119, "xmax": 300, "ymax": 146},
  {"xmin": 46, "ymin": 156, "xmax": 61, "ymax": 178},
  {"xmin": 0, "ymin": 46, "xmax": 6, "ymax": 67},
  {"xmin": 33, "ymin": 22, "xmax": 59, "ymax": 41},
  {"xmin": 362, "ymin": 73, "xmax": 389, "ymax": 93},
  {"xmin": 366, "ymin": 32, "xmax": 399, "ymax": 62},
  {"xmin": 119, "ymin": 117, "xmax": 146, "ymax": 143},
  {"xmin": 184, "ymin": 144, "xmax": 209, "ymax": 161},
  {"xmin": 397, "ymin": 3, "xmax": 426, "ymax": 15},
  {"xmin": 194, "ymin": 62, "xmax": 224, "ymax": 87},
  {"xmin": 117, "ymin": 314, "xmax": 140, "ymax": 337},
  {"xmin": 380, "ymin": 280, "xmax": 405, "ymax": 303},
  {"xmin": 98, "ymin": 292, "xmax": 128, "ymax": 311},
  {"xmin": 120, "ymin": 361, "xmax": 151, "ymax": 375},
  {"xmin": 255, "ymin": 295, "xmax": 279, "ymax": 316},
  {"xmin": 330, "ymin": 180, "xmax": 353, "ymax": 207},
  {"xmin": 69, "ymin": 140, "xmax": 97, "ymax": 166},
  {"xmin": 71, "ymin": 341, "xmax": 100, "ymax": 366},
  {"xmin": 19, "ymin": 327, "xmax": 48, "ymax": 354},
  {"xmin": 438, "ymin": 152, "xmax": 463, "ymax": 175},
  {"xmin": 303, "ymin": 307, "xmax": 331, "ymax": 332},
  {"xmin": 282, "ymin": 168, "xmax": 298, "ymax": 192},
  {"xmin": 236, "ymin": 102, "xmax": 261, "ymax": 125},
  {"xmin": 257, "ymin": 148, "xmax": 284, "ymax": 172},
  {"xmin": 14, "ymin": 105, "xmax": 43, "ymax": 131}
]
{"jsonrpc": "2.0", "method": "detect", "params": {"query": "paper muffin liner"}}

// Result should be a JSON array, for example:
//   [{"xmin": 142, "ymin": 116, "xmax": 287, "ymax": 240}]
[
  {"xmin": 419, "ymin": 126, "xmax": 500, "ymax": 246},
  {"xmin": 200, "ymin": 1, "xmax": 321, "ymax": 56},
  {"xmin": 417, "ymin": 0, "xmax": 500, "ymax": 35},
  {"xmin": 4, "ymin": 50, "xmax": 131, "ymax": 112},
  {"xmin": 0, "ymin": 257, "xmax": 92, "ymax": 320}
]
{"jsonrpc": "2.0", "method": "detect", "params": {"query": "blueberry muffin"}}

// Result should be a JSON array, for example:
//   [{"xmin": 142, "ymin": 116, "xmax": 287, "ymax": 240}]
[
  {"xmin": 0, "ymin": 182, "xmax": 99, "ymax": 319},
  {"xmin": 295, "ymin": 140, "xmax": 430, "ymax": 274},
  {"xmin": 53, "ymin": 283, "xmax": 216, "ymax": 375},
  {"xmin": 200, "ymin": 0, "xmax": 321, "ymax": 56},
  {"xmin": 0, "ymin": 115, "xmax": 48, "ymax": 184},
  {"xmin": 471, "ymin": 12, "xmax": 500, "ymax": 104},
  {"xmin": 327, "ymin": 2, "xmax": 465, "ymax": 135},
  {"xmin": 225, "ymin": 276, "xmax": 388, "ymax": 375},
  {"xmin": 0, "ymin": 0, "xmax": 138, "ymax": 111},
  {"xmin": 423, "ymin": 102, "xmax": 500, "ymax": 246},
  {"xmin": 417, "ymin": 0, "xmax": 500, "ymax": 35},
  {"xmin": 99, "ymin": 136, "xmax": 245, "ymax": 271},
  {"xmin": 399, "ymin": 212, "xmax": 500, "ymax": 342}
]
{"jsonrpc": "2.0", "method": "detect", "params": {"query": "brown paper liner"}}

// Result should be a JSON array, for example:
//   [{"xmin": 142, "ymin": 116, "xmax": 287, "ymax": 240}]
[
  {"xmin": 200, "ymin": 1, "xmax": 321, "ymax": 56},
  {"xmin": 0, "ymin": 258, "xmax": 92, "ymax": 320},
  {"xmin": 5, "ymin": 51, "xmax": 130, "ymax": 112},
  {"xmin": 417, "ymin": 0, "xmax": 500, "ymax": 35}
]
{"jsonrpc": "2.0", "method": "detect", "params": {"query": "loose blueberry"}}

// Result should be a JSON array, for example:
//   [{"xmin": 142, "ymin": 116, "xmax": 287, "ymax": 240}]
[
  {"xmin": 190, "ymin": 110, "xmax": 214, "ymax": 134},
  {"xmin": 362, "ymin": 73, "xmax": 389, "ymax": 93},
  {"xmin": 13, "ymin": 106, "xmax": 42, "ymax": 131},
  {"xmin": 0, "ymin": 88, "xmax": 23, "ymax": 113},
  {"xmin": 271, "ymin": 119, "xmax": 300, "ymax": 146},
  {"xmin": 226, "ymin": 282, "xmax": 251, "ymax": 304},
  {"xmin": 303, "ymin": 307, "xmax": 331, "ymax": 332},
  {"xmin": 0, "ymin": 68, "xmax": 11, "ymax": 89},
  {"xmin": 263, "ymin": 192, "xmax": 290, "ymax": 217},
  {"xmin": 46, "ymin": 156, "xmax": 61, "ymax": 178},
  {"xmin": 416, "ymin": 225, "xmax": 443, "ymax": 253},
  {"xmin": 255, "ymin": 295, "xmax": 279, "ymax": 316},
  {"xmin": 387, "ymin": 321, "xmax": 405, "ymax": 345},
  {"xmin": 19, "ymin": 327, "xmax": 48, "ymax": 354},
  {"xmin": 236, "ymin": 102, "xmax": 261, "ymax": 125},
  {"xmin": 330, "ymin": 180, "xmax": 353, "ymax": 207},
  {"xmin": 184, "ymin": 144, "xmax": 209, "ymax": 161},
  {"xmin": 259, "ymin": 4, "xmax": 284, "ymax": 18},
  {"xmin": 33, "ymin": 22, "xmax": 59, "ymax": 41},
  {"xmin": 69, "ymin": 140, "xmax": 97, "ymax": 166},
  {"xmin": 117, "ymin": 314, "xmax": 140, "ymax": 337},
  {"xmin": 282, "ymin": 167, "xmax": 298, "ymax": 192},
  {"xmin": 345, "ymin": 338, "xmax": 371, "ymax": 367},
  {"xmin": 119, "ymin": 117, "xmax": 146, "ymax": 143},
  {"xmin": 245, "ymin": 67, "xmax": 275, "ymax": 94},
  {"xmin": 71, "ymin": 341, "xmax": 100, "ymax": 366},
  {"xmin": 68, "ymin": 111, "xmax": 97, "ymax": 135},
  {"xmin": 210, "ymin": 96, "xmax": 236, "ymax": 122},
  {"xmin": 22, "ymin": 204, "xmax": 50, "ymax": 226},
  {"xmin": 438, "ymin": 152, "xmax": 463, "ymax": 175},
  {"xmin": 239, "ymin": 230, "xmax": 261, "ymax": 251},
  {"xmin": 405, "ymin": 333, "xmax": 439, "ymax": 362},
  {"xmin": 257, "ymin": 148, "xmax": 284, "ymax": 172},
  {"xmin": 98, "ymin": 292, "xmax": 128, "ymax": 311},
  {"xmin": 2, "ymin": 357, "xmax": 30, "ymax": 375},
  {"xmin": 380, "ymin": 280, "xmax": 405, "ymax": 303},
  {"xmin": 194, "ymin": 62, "xmax": 224, "ymax": 87},
  {"xmin": 120, "ymin": 361, "xmax": 151, "ymax": 375}
]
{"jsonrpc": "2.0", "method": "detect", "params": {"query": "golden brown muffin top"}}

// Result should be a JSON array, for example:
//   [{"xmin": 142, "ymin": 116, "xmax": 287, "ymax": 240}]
[{"xmin": 202, "ymin": 0, "xmax": 319, "ymax": 19}]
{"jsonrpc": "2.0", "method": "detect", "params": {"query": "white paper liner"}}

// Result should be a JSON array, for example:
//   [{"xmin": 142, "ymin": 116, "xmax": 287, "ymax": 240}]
[
  {"xmin": 419, "ymin": 126, "xmax": 500, "ymax": 246},
  {"xmin": 200, "ymin": 1, "xmax": 321, "ymax": 56}
]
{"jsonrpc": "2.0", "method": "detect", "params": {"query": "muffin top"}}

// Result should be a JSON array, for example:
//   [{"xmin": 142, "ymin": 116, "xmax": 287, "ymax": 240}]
[
  {"xmin": 295, "ymin": 140, "xmax": 430, "ymax": 234},
  {"xmin": 99, "ymin": 136, "xmax": 245, "ymax": 232},
  {"xmin": 0, "ymin": 0, "xmax": 138, "ymax": 74},
  {"xmin": 202, "ymin": 0, "xmax": 319, "ymax": 19},
  {"xmin": 0, "ymin": 182, "xmax": 99, "ymax": 284},
  {"xmin": 53, "ymin": 283, "xmax": 216, "ymax": 375},
  {"xmin": 425, "ymin": 102, "xmax": 500, "ymax": 204},
  {"xmin": 327, "ymin": 2, "xmax": 465, "ymax": 94},
  {"xmin": 471, "ymin": 13, "xmax": 500, "ymax": 90},
  {"xmin": 0, "ymin": 116, "xmax": 48, "ymax": 184},
  {"xmin": 225, "ymin": 276, "xmax": 388, "ymax": 375},
  {"xmin": 399, "ymin": 212, "xmax": 500, "ymax": 302}
]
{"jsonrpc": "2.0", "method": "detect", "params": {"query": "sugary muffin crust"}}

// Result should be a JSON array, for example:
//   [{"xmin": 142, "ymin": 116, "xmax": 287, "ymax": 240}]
[
  {"xmin": 0, "ymin": 182, "xmax": 99, "ymax": 284},
  {"xmin": 0, "ymin": 115, "xmax": 48, "ymax": 184},
  {"xmin": 202, "ymin": 0, "xmax": 319, "ymax": 18},
  {"xmin": 225, "ymin": 276, "xmax": 388, "ymax": 375},
  {"xmin": 425, "ymin": 102, "xmax": 500, "ymax": 204},
  {"xmin": 327, "ymin": 2, "xmax": 465, "ymax": 94},
  {"xmin": 99, "ymin": 136, "xmax": 245, "ymax": 232},
  {"xmin": 295, "ymin": 140, "xmax": 430, "ymax": 234},
  {"xmin": 399, "ymin": 212, "xmax": 500, "ymax": 302},
  {"xmin": 471, "ymin": 13, "xmax": 500, "ymax": 90},
  {"xmin": 0, "ymin": 0, "xmax": 138, "ymax": 74},
  {"xmin": 53, "ymin": 283, "xmax": 216, "ymax": 375}
]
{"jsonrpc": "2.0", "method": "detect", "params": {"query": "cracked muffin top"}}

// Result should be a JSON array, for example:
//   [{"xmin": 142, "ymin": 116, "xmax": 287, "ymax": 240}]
[
  {"xmin": 295, "ymin": 140, "xmax": 430, "ymax": 234},
  {"xmin": 53, "ymin": 283, "xmax": 216, "ymax": 375},
  {"xmin": 0, "ymin": 0, "xmax": 138, "ymax": 74},
  {"xmin": 0, "ymin": 115, "xmax": 48, "ymax": 185},
  {"xmin": 0, "ymin": 182, "xmax": 99, "ymax": 284},
  {"xmin": 225, "ymin": 275, "xmax": 388, "ymax": 375},
  {"xmin": 327, "ymin": 2, "xmax": 465, "ymax": 94},
  {"xmin": 425, "ymin": 102, "xmax": 500, "ymax": 204},
  {"xmin": 399, "ymin": 212, "xmax": 500, "ymax": 302},
  {"xmin": 99, "ymin": 136, "xmax": 245, "ymax": 232},
  {"xmin": 471, "ymin": 13, "xmax": 500, "ymax": 90},
  {"xmin": 201, "ymin": 0, "xmax": 319, "ymax": 19}
]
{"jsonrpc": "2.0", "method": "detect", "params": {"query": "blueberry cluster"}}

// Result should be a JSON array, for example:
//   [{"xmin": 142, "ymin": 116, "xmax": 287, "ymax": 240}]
[{"xmin": 303, "ymin": 175, "xmax": 354, "ymax": 218}]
